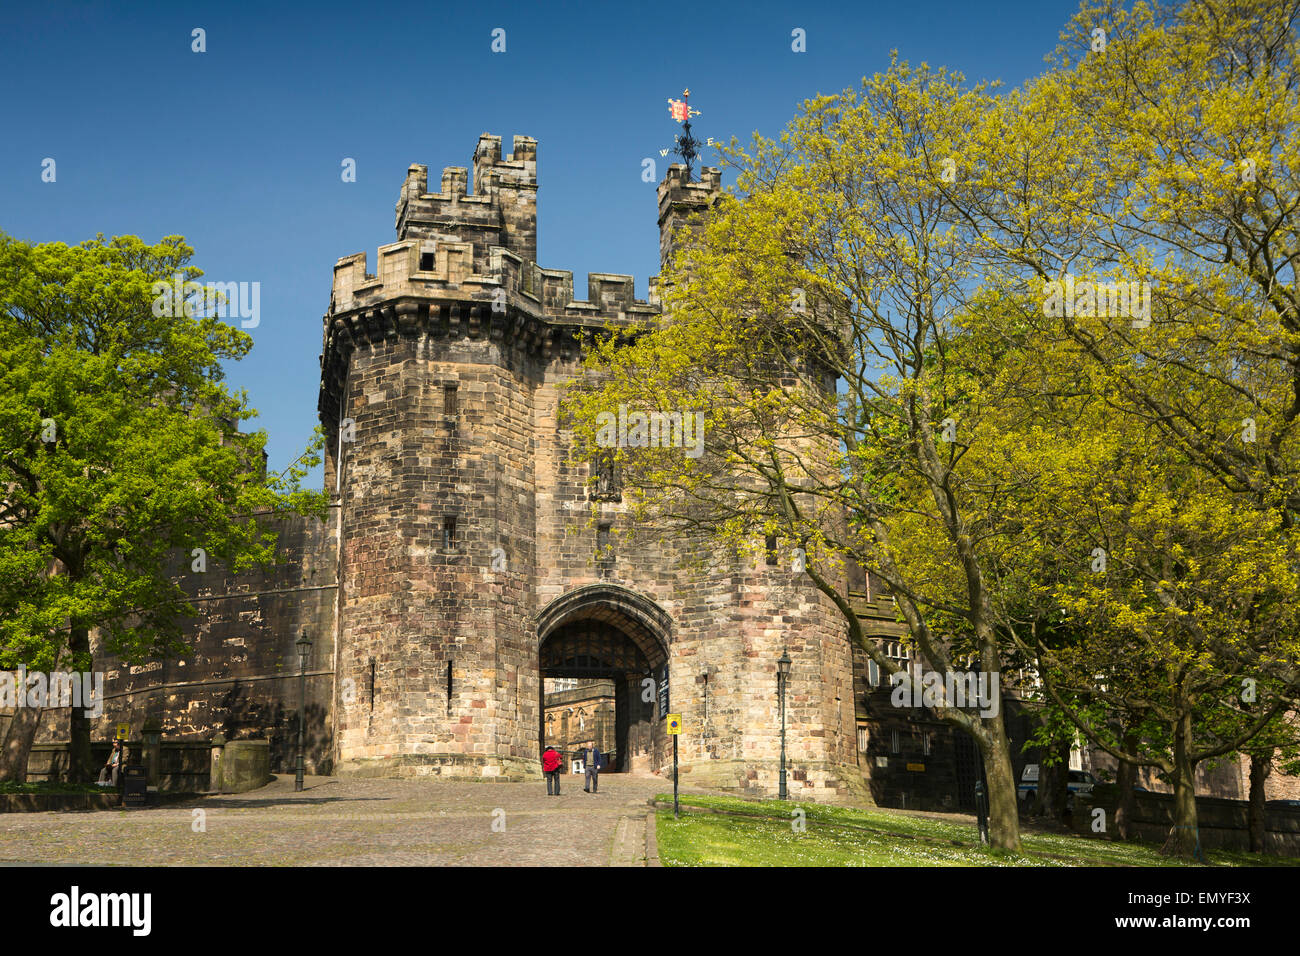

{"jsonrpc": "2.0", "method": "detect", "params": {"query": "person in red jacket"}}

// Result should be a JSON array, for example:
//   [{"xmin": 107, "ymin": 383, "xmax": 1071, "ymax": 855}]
[{"xmin": 542, "ymin": 745, "xmax": 562, "ymax": 795}]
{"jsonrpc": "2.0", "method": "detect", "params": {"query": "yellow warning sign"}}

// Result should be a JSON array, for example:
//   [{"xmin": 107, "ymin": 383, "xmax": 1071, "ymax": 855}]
[
  {"xmin": 666, "ymin": 714, "xmax": 683, "ymax": 735},
  {"xmin": 115, "ymin": 723, "xmax": 130, "ymax": 741},
  {"xmin": 906, "ymin": 762, "xmax": 925, "ymax": 772}
]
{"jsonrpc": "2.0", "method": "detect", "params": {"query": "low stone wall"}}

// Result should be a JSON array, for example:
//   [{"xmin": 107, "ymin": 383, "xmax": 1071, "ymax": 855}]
[
  {"xmin": 1075, "ymin": 785, "xmax": 1300, "ymax": 856},
  {"xmin": 334, "ymin": 753, "xmax": 541, "ymax": 781},
  {"xmin": 0, "ymin": 791, "xmax": 123, "ymax": 813},
  {"xmin": 213, "ymin": 739, "xmax": 272, "ymax": 793},
  {"xmin": 25, "ymin": 741, "xmax": 213, "ymax": 791},
  {"xmin": 679, "ymin": 757, "xmax": 870, "ymax": 805},
  {"xmin": 0, "ymin": 790, "xmax": 196, "ymax": 813},
  {"xmin": 17, "ymin": 737, "xmax": 277, "ymax": 797}
]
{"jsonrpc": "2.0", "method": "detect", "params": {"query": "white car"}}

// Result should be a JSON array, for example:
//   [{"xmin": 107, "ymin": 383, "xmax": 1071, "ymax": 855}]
[{"xmin": 1019, "ymin": 765, "xmax": 1097, "ymax": 803}]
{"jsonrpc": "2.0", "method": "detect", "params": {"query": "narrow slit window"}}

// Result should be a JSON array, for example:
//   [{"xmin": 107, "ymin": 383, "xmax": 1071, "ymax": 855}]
[
  {"xmin": 891, "ymin": 728, "xmax": 900, "ymax": 754},
  {"xmin": 597, "ymin": 523, "xmax": 613, "ymax": 565},
  {"xmin": 765, "ymin": 534, "xmax": 778, "ymax": 566},
  {"xmin": 443, "ymin": 516, "xmax": 457, "ymax": 550},
  {"xmin": 446, "ymin": 661, "xmax": 453, "ymax": 714},
  {"xmin": 444, "ymin": 383, "xmax": 457, "ymax": 416}
]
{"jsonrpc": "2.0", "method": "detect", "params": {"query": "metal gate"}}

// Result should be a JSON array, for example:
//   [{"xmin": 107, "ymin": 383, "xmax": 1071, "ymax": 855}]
[{"xmin": 953, "ymin": 730, "xmax": 981, "ymax": 813}]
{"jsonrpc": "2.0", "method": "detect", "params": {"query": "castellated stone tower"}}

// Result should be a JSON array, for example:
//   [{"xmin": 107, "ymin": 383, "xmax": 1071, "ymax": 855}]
[
  {"xmin": 316, "ymin": 134, "xmax": 865, "ymax": 800},
  {"xmin": 657, "ymin": 164, "xmax": 722, "ymax": 271}
]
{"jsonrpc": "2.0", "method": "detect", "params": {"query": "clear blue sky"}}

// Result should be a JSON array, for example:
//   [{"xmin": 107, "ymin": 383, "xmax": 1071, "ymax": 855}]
[{"xmin": 1, "ymin": 0, "xmax": 1085, "ymax": 480}]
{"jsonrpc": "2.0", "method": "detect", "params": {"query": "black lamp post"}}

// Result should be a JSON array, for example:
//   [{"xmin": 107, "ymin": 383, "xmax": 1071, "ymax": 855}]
[
  {"xmin": 777, "ymin": 649, "xmax": 792, "ymax": 800},
  {"xmin": 295, "ymin": 630, "xmax": 312, "ymax": 792}
]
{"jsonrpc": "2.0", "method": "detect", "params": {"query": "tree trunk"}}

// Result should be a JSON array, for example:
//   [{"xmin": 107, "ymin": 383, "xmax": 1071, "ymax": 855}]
[
  {"xmin": 1247, "ymin": 751, "xmax": 1271, "ymax": 855},
  {"xmin": 0, "ymin": 705, "xmax": 44, "ymax": 784},
  {"xmin": 66, "ymin": 626, "xmax": 93, "ymax": 783},
  {"xmin": 980, "ymin": 714, "xmax": 1022, "ymax": 852},
  {"xmin": 1162, "ymin": 711, "xmax": 1199, "ymax": 858},
  {"xmin": 1114, "ymin": 727, "xmax": 1140, "ymax": 842},
  {"xmin": 1035, "ymin": 735, "xmax": 1071, "ymax": 824}
]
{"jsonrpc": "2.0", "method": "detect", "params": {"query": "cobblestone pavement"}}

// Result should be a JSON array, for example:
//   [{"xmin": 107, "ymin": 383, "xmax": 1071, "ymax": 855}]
[{"xmin": 0, "ymin": 773, "xmax": 698, "ymax": 866}]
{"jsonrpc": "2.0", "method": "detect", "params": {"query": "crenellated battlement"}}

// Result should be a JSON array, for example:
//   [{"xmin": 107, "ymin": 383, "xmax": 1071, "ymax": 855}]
[
  {"xmin": 396, "ymin": 133, "xmax": 539, "ymax": 268},
  {"xmin": 657, "ymin": 164, "xmax": 722, "ymax": 271},
  {"xmin": 322, "ymin": 134, "xmax": 717, "ymax": 409},
  {"xmin": 321, "ymin": 231, "xmax": 657, "ymax": 421},
  {"xmin": 336, "ymin": 133, "xmax": 671, "ymax": 335},
  {"xmin": 473, "ymin": 133, "xmax": 537, "ymax": 194},
  {"xmin": 658, "ymin": 163, "xmax": 722, "ymax": 197},
  {"xmin": 328, "ymin": 240, "xmax": 655, "ymax": 328}
]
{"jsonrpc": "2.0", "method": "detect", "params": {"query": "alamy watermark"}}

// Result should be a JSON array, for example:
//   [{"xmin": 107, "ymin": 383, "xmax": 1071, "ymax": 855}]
[
  {"xmin": 1041, "ymin": 275, "xmax": 1152, "ymax": 328},
  {"xmin": 889, "ymin": 669, "xmax": 1000, "ymax": 718},
  {"xmin": 49, "ymin": 886, "xmax": 150, "ymax": 936},
  {"xmin": 595, "ymin": 404, "xmax": 704, "ymax": 458},
  {"xmin": 151, "ymin": 275, "xmax": 260, "ymax": 328},
  {"xmin": 0, "ymin": 667, "xmax": 104, "ymax": 718}
]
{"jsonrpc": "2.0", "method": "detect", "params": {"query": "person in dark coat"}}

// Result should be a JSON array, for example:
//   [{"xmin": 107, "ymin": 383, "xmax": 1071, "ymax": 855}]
[
  {"xmin": 542, "ymin": 745, "xmax": 562, "ymax": 795},
  {"xmin": 583, "ymin": 740, "xmax": 603, "ymax": 793},
  {"xmin": 98, "ymin": 739, "xmax": 124, "ymax": 787}
]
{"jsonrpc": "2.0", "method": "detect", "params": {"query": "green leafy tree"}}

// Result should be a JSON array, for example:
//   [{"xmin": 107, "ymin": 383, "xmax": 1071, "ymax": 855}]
[
  {"xmin": 915, "ymin": 297, "xmax": 1300, "ymax": 856},
  {"xmin": 0, "ymin": 232, "xmax": 325, "ymax": 782},
  {"xmin": 565, "ymin": 60, "xmax": 1044, "ymax": 850},
  {"xmin": 944, "ymin": 0, "xmax": 1300, "ymax": 855}
]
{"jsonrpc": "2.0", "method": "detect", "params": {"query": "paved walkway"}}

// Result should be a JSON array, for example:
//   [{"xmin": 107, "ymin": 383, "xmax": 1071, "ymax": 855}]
[{"xmin": 0, "ymin": 773, "xmax": 693, "ymax": 866}]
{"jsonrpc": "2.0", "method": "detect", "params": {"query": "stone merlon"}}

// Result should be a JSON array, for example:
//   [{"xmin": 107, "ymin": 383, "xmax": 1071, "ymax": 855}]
[{"xmin": 332, "ymin": 134, "xmax": 684, "ymax": 330}]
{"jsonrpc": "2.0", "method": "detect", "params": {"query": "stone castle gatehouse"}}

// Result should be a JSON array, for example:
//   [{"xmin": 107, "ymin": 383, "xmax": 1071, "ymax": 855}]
[
  {"xmin": 35, "ymin": 134, "xmax": 868, "ymax": 802},
  {"xmin": 10, "ymin": 134, "xmax": 1298, "ymax": 817}
]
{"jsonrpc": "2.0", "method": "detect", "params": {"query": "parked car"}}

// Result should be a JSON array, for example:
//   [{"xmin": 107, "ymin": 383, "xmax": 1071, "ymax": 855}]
[{"xmin": 1018, "ymin": 765, "xmax": 1098, "ymax": 805}]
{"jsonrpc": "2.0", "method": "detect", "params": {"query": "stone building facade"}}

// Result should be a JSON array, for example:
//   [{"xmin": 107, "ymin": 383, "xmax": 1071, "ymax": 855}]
[
  {"xmin": 7, "ymin": 132, "xmax": 1295, "ymax": 811},
  {"xmin": 313, "ymin": 134, "xmax": 862, "ymax": 797},
  {"xmin": 541, "ymin": 679, "xmax": 616, "ymax": 769},
  {"xmin": 8, "ymin": 133, "xmax": 863, "ymax": 803}
]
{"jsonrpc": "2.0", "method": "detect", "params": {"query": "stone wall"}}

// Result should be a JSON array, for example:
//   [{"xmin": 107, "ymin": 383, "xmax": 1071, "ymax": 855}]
[
  {"xmin": 5, "ymin": 509, "xmax": 339, "ymax": 776},
  {"xmin": 23, "ymin": 741, "xmax": 211, "ymax": 792},
  {"xmin": 327, "ymin": 330, "xmax": 541, "ymax": 779},
  {"xmin": 1075, "ymin": 786, "xmax": 1300, "ymax": 855},
  {"xmin": 1090, "ymin": 747, "xmax": 1300, "ymax": 802},
  {"xmin": 312, "ymin": 140, "xmax": 870, "ymax": 799},
  {"xmin": 532, "ymin": 354, "xmax": 865, "ymax": 801},
  {"xmin": 543, "ymin": 680, "xmax": 615, "ymax": 761}
]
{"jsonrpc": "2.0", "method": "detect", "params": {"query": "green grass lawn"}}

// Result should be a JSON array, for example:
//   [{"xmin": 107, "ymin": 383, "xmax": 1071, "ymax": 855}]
[
  {"xmin": 654, "ymin": 794, "xmax": 1300, "ymax": 867},
  {"xmin": 0, "ymin": 780, "xmax": 111, "ymax": 794}
]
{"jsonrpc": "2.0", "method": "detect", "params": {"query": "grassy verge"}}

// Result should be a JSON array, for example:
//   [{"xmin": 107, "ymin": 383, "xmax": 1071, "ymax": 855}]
[
  {"xmin": 0, "ymin": 781, "xmax": 112, "ymax": 794},
  {"xmin": 653, "ymin": 794, "xmax": 1300, "ymax": 867}
]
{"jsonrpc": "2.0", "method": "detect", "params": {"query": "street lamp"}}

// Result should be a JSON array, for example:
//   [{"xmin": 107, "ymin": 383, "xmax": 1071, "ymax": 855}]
[
  {"xmin": 295, "ymin": 630, "xmax": 312, "ymax": 793},
  {"xmin": 777, "ymin": 649, "xmax": 792, "ymax": 800}
]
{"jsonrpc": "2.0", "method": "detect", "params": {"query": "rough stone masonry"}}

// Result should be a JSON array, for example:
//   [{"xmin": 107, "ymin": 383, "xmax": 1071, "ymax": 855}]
[
  {"xmin": 12, "ymin": 133, "xmax": 1296, "ymax": 817},
  {"xmin": 21, "ymin": 134, "xmax": 869, "ymax": 803}
]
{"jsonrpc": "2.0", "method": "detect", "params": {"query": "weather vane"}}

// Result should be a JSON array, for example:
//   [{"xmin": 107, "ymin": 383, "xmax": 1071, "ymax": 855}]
[{"xmin": 664, "ymin": 88, "xmax": 705, "ymax": 182}]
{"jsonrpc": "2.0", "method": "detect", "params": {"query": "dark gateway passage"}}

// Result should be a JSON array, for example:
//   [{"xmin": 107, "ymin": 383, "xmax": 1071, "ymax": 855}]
[{"xmin": 539, "ymin": 619, "xmax": 667, "ymax": 773}]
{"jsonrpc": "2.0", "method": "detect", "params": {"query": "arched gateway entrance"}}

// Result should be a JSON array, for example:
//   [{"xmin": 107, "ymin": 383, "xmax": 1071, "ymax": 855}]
[{"xmin": 536, "ymin": 586, "xmax": 670, "ymax": 774}]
